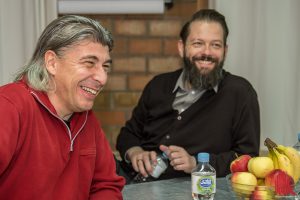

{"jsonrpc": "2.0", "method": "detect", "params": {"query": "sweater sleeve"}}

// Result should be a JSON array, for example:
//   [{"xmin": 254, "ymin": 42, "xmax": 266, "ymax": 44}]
[
  {"xmin": 209, "ymin": 86, "xmax": 260, "ymax": 177},
  {"xmin": 90, "ymin": 125, "xmax": 125, "ymax": 200},
  {"xmin": 116, "ymin": 81, "xmax": 152, "ymax": 160},
  {"xmin": 0, "ymin": 95, "xmax": 20, "ymax": 176}
]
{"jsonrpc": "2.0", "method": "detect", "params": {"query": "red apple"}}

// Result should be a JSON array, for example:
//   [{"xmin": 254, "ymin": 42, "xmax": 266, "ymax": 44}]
[
  {"xmin": 251, "ymin": 186, "xmax": 275, "ymax": 200},
  {"xmin": 230, "ymin": 155, "xmax": 252, "ymax": 173},
  {"xmin": 265, "ymin": 169, "xmax": 296, "ymax": 196}
]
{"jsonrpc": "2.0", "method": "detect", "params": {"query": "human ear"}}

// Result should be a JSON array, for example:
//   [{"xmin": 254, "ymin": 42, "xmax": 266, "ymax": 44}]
[
  {"xmin": 44, "ymin": 50, "xmax": 58, "ymax": 76},
  {"xmin": 177, "ymin": 40, "xmax": 184, "ymax": 58},
  {"xmin": 224, "ymin": 44, "xmax": 228, "ymax": 57}
]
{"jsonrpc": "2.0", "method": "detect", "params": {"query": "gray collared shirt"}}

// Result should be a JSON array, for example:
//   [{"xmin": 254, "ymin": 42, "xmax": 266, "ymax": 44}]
[{"xmin": 172, "ymin": 71, "xmax": 218, "ymax": 114}]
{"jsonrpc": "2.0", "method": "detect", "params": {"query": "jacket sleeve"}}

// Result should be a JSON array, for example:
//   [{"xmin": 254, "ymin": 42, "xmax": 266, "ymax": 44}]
[
  {"xmin": 116, "ymin": 81, "xmax": 152, "ymax": 160},
  {"xmin": 0, "ymin": 95, "xmax": 19, "ymax": 176},
  {"xmin": 209, "ymin": 86, "xmax": 260, "ymax": 177},
  {"xmin": 90, "ymin": 124, "xmax": 125, "ymax": 200}
]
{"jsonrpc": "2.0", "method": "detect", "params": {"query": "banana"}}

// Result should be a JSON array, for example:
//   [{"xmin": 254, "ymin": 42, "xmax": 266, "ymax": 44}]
[
  {"xmin": 264, "ymin": 137, "xmax": 297, "ymax": 183},
  {"xmin": 273, "ymin": 148, "xmax": 294, "ymax": 181},
  {"xmin": 276, "ymin": 145, "xmax": 300, "ymax": 183},
  {"xmin": 268, "ymin": 148, "xmax": 279, "ymax": 169}
]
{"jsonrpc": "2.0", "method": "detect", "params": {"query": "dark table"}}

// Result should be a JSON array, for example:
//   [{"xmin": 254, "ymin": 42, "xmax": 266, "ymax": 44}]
[{"xmin": 122, "ymin": 177, "xmax": 233, "ymax": 200}]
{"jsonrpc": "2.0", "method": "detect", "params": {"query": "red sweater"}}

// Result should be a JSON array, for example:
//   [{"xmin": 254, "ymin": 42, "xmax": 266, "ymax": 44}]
[{"xmin": 0, "ymin": 80, "xmax": 125, "ymax": 199}]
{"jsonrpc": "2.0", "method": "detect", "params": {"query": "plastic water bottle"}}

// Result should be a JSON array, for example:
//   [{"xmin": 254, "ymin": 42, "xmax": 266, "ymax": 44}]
[
  {"xmin": 191, "ymin": 152, "xmax": 216, "ymax": 200},
  {"xmin": 293, "ymin": 133, "xmax": 300, "ymax": 154},
  {"xmin": 132, "ymin": 152, "xmax": 168, "ymax": 183}
]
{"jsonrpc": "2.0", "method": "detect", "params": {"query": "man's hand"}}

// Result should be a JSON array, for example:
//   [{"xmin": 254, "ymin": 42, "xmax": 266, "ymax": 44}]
[
  {"xmin": 160, "ymin": 144, "xmax": 197, "ymax": 173},
  {"xmin": 126, "ymin": 146, "xmax": 157, "ymax": 178}
]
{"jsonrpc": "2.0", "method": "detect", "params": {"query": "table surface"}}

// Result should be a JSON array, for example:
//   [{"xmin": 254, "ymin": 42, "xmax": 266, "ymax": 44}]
[{"xmin": 122, "ymin": 177, "xmax": 233, "ymax": 200}]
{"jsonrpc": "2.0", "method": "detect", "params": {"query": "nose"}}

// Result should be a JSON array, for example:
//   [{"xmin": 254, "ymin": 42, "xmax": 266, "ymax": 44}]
[
  {"xmin": 93, "ymin": 65, "xmax": 108, "ymax": 86},
  {"xmin": 203, "ymin": 44, "xmax": 212, "ymax": 54}
]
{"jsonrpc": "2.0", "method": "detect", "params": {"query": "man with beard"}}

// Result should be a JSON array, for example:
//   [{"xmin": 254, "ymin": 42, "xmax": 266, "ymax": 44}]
[{"xmin": 116, "ymin": 9, "xmax": 260, "ymax": 183}]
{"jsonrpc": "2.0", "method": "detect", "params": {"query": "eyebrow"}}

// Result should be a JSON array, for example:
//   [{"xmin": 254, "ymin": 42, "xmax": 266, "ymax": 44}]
[
  {"xmin": 79, "ymin": 55, "xmax": 99, "ymax": 61},
  {"xmin": 189, "ymin": 39, "xmax": 223, "ymax": 43},
  {"xmin": 79, "ymin": 55, "xmax": 112, "ymax": 64},
  {"xmin": 105, "ymin": 59, "xmax": 113, "ymax": 65}
]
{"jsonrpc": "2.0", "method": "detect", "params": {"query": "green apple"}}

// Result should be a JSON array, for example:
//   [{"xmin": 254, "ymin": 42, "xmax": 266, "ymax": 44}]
[
  {"xmin": 247, "ymin": 157, "xmax": 274, "ymax": 178},
  {"xmin": 231, "ymin": 172, "xmax": 257, "ymax": 196},
  {"xmin": 231, "ymin": 172, "xmax": 257, "ymax": 185}
]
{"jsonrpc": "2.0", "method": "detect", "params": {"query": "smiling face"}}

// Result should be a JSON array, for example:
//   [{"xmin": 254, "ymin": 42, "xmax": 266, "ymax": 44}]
[
  {"xmin": 178, "ymin": 20, "xmax": 228, "ymax": 89},
  {"xmin": 45, "ymin": 40, "xmax": 111, "ymax": 119}
]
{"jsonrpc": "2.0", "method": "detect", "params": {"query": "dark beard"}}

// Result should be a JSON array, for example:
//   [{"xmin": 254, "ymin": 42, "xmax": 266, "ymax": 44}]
[{"xmin": 183, "ymin": 55, "xmax": 224, "ymax": 90}]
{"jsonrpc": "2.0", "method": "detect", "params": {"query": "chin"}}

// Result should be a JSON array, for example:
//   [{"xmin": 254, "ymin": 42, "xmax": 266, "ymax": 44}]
[
  {"xmin": 79, "ymin": 103, "xmax": 94, "ymax": 112},
  {"xmin": 199, "ymin": 68, "xmax": 213, "ymax": 75},
  {"xmin": 198, "ymin": 64, "xmax": 214, "ymax": 72}
]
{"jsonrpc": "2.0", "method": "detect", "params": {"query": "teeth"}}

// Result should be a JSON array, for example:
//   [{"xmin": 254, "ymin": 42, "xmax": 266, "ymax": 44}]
[
  {"xmin": 200, "ymin": 60, "xmax": 213, "ymax": 64},
  {"xmin": 81, "ymin": 86, "xmax": 97, "ymax": 95}
]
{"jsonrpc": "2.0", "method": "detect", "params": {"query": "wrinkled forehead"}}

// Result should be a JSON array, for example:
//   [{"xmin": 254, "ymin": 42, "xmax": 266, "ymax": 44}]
[{"xmin": 55, "ymin": 38, "xmax": 110, "ymax": 58}]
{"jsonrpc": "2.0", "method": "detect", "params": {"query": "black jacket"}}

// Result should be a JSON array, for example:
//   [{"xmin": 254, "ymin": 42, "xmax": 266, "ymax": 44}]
[{"xmin": 117, "ymin": 69, "xmax": 260, "ymax": 179}]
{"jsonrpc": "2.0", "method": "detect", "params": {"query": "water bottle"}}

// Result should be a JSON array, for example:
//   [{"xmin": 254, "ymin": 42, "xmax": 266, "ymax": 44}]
[
  {"xmin": 293, "ymin": 133, "xmax": 300, "ymax": 154},
  {"xmin": 132, "ymin": 152, "xmax": 168, "ymax": 183},
  {"xmin": 191, "ymin": 152, "xmax": 216, "ymax": 200}
]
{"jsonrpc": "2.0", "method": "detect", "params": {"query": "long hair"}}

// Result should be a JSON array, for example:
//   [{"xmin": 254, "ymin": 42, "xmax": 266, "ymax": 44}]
[{"xmin": 14, "ymin": 15, "xmax": 113, "ymax": 91}]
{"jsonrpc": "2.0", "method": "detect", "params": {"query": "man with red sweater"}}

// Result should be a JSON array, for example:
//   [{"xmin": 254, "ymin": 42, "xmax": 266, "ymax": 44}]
[{"xmin": 0, "ymin": 15, "xmax": 125, "ymax": 199}]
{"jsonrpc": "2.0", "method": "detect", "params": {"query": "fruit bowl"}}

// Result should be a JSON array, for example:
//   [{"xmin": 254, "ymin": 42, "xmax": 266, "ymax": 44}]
[{"xmin": 226, "ymin": 174, "xmax": 300, "ymax": 199}]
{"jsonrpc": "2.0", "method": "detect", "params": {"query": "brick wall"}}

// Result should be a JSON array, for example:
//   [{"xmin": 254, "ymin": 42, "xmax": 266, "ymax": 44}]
[{"xmin": 88, "ymin": 0, "xmax": 208, "ymax": 154}]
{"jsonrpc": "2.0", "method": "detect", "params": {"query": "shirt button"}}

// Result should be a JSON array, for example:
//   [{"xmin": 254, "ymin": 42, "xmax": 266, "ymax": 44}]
[
  {"xmin": 191, "ymin": 91, "xmax": 195, "ymax": 95},
  {"xmin": 177, "ymin": 115, "xmax": 182, "ymax": 120},
  {"xmin": 181, "ymin": 108, "xmax": 185, "ymax": 112},
  {"xmin": 166, "ymin": 135, "xmax": 170, "ymax": 139}
]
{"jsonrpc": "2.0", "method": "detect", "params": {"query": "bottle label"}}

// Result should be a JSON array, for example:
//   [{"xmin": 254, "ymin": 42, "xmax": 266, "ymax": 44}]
[
  {"xmin": 151, "ymin": 161, "xmax": 167, "ymax": 178},
  {"xmin": 192, "ymin": 174, "xmax": 216, "ymax": 195}
]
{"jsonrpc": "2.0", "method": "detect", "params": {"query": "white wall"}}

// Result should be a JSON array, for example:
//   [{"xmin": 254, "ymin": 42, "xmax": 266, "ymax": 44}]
[
  {"xmin": 0, "ymin": 0, "xmax": 57, "ymax": 85},
  {"xmin": 210, "ymin": 0, "xmax": 300, "ymax": 149}
]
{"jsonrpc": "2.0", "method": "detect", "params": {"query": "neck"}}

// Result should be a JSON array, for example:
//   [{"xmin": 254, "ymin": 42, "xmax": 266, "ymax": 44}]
[
  {"xmin": 62, "ymin": 114, "xmax": 73, "ymax": 121},
  {"xmin": 47, "ymin": 91, "xmax": 73, "ymax": 121},
  {"xmin": 184, "ymin": 80, "xmax": 193, "ymax": 91}
]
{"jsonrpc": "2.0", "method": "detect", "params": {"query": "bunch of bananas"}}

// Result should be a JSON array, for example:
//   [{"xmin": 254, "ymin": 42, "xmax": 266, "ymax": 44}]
[{"xmin": 264, "ymin": 138, "xmax": 300, "ymax": 184}]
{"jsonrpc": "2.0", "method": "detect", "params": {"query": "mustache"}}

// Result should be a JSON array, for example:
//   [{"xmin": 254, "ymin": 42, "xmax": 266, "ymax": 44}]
[{"xmin": 192, "ymin": 55, "xmax": 218, "ymax": 63}]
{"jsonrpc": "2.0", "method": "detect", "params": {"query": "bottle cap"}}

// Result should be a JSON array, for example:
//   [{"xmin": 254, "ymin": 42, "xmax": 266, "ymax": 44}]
[
  {"xmin": 162, "ymin": 152, "xmax": 168, "ymax": 159},
  {"xmin": 197, "ymin": 152, "xmax": 209, "ymax": 162}
]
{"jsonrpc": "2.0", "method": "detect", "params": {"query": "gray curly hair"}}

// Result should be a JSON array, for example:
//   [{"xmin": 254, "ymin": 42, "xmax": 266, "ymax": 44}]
[{"xmin": 14, "ymin": 15, "xmax": 113, "ymax": 91}]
